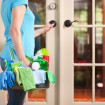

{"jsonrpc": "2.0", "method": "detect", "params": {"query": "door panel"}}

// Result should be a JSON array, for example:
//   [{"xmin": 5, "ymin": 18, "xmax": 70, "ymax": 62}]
[{"xmin": 62, "ymin": 0, "xmax": 105, "ymax": 105}]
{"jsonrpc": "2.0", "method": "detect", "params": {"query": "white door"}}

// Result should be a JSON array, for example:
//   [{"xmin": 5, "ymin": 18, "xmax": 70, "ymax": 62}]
[
  {"xmin": 0, "ymin": 0, "xmax": 57, "ymax": 105},
  {"xmin": 60, "ymin": 0, "xmax": 105, "ymax": 105}
]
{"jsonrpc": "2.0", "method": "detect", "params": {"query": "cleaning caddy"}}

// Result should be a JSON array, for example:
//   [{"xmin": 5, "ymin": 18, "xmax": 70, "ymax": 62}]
[{"xmin": 0, "ymin": 47, "xmax": 56, "ymax": 91}]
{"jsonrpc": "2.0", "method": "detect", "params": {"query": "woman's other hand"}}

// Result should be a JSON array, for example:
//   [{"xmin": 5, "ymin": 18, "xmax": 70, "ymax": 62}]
[
  {"xmin": 34, "ymin": 23, "xmax": 54, "ymax": 38},
  {"xmin": 42, "ymin": 23, "xmax": 54, "ymax": 33}
]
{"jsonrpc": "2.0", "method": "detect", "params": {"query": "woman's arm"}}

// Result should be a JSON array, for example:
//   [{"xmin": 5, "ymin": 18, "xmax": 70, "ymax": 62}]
[
  {"xmin": 10, "ymin": 5, "xmax": 30, "ymax": 67},
  {"xmin": 34, "ymin": 23, "xmax": 54, "ymax": 38}
]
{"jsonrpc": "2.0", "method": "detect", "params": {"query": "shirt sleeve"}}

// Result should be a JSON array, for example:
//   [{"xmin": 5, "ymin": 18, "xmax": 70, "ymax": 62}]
[{"xmin": 11, "ymin": 0, "xmax": 28, "ymax": 9}]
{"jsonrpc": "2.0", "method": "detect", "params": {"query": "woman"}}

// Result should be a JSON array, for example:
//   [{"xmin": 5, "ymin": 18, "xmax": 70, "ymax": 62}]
[{"xmin": 0, "ymin": 0, "xmax": 54, "ymax": 105}]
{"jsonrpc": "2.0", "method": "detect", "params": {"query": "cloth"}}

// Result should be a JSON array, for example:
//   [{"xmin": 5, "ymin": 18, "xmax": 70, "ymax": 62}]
[
  {"xmin": 18, "ymin": 67, "xmax": 36, "ymax": 91},
  {"xmin": 7, "ymin": 89, "xmax": 26, "ymax": 105},
  {"xmin": 32, "ymin": 70, "xmax": 46, "ymax": 85},
  {"xmin": 11, "ymin": 61, "xmax": 23, "ymax": 71},
  {"xmin": 47, "ymin": 71, "xmax": 56, "ymax": 83},
  {"xmin": 14, "ymin": 67, "xmax": 23, "ymax": 87},
  {"xmin": 0, "ymin": 0, "xmax": 35, "ymax": 61},
  {"xmin": 14, "ymin": 64, "xmax": 26, "ymax": 86}
]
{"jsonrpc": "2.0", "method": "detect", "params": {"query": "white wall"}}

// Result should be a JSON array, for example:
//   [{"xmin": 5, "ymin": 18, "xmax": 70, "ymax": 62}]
[
  {"xmin": 0, "ymin": 0, "xmax": 5, "ymax": 54},
  {"xmin": 0, "ymin": 0, "xmax": 7, "ymax": 105}
]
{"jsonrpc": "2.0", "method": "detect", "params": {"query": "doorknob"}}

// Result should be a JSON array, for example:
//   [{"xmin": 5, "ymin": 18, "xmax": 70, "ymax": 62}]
[
  {"xmin": 49, "ymin": 20, "xmax": 57, "ymax": 27},
  {"xmin": 64, "ymin": 20, "xmax": 79, "ymax": 27}
]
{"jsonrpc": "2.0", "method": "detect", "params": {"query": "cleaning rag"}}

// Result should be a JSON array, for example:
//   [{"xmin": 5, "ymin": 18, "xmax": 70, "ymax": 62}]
[
  {"xmin": 18, "ymin": 67, "xmax": 36, "ymax": 91},
  {"xmin": 14, "ymin": 67, "xmax": 23, "ymax": 87},
  {"xmin": 32, "ymin": 70, "xmax": 46, "ymax": 85},
  {"xmin": 11, "ymin": 61, "xmax": 23, "ymax": 71}
]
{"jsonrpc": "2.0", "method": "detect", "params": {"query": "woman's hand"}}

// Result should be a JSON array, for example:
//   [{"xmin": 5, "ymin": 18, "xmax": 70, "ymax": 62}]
[
  {"xmin": 35, "ymin": 23, "xmax": 54, "ymax": 38},
  {"xmin": 42, "ymin": 23, "xmax": 54, "ymax": 33},
  {"xmin": 22, "ymin": 58, "xmax": 31, "ymax": 67}
]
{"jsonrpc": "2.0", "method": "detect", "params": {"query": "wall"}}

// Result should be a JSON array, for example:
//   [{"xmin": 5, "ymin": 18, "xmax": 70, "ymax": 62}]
[
  {"xmin": 0, "ymin": 0, "xmax": 5, "ymax": 54},
  {"xmin": 0, "ymin": 0, "xmax": 7, "ymax": 105}
]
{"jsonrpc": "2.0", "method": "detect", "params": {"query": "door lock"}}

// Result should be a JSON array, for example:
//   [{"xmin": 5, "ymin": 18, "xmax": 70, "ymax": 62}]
[{"xmin": 49, "ymin": 3, "xmax": 56, "ymax": 10}]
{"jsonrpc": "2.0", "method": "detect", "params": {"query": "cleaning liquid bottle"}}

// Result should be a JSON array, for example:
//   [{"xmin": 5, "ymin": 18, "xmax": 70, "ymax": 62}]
[{"xmin": 33, "ymin": 56, "xmax": 48, "ymax": 71}]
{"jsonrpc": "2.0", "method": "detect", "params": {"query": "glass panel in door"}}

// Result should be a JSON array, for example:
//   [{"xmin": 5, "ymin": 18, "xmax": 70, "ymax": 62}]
[
  {"xmin": 95, "ymin": 66, "xmax": 105, "ymax": 102},
  {"xmin": 74, "ymin": 66, "xmax": 92, "ymax": 102}
]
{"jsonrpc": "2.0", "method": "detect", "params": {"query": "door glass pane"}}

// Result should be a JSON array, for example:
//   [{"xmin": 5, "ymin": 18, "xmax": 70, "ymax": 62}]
[
  {"xmin": 74, "ymin": 28, "xmax": 92, "ymax": 63},
  {"xmin": 74, "ymin": 0, "xmax": 92, "ymax": 25},
  {"xmin": 74, "ymin": 66, "xmax": 92, "ymax": 102},
  {"xmin": 95, "ymin": 66, "xmax": 105, "ymax": 102},
  {"xmin": 95, "ymin": 28, "xmax": 105, "ymax": 63},
  {"xmin": 95, "ymin": 0, "xmax": 103, "ymax": 24},
  {"xmin": 28, "ymin": 0, "xmax": 46, "ymax": 102}
]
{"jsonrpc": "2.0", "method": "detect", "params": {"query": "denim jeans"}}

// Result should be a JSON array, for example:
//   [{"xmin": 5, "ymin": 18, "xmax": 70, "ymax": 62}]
[{"xmin": 0, "ymin": 57, "xmax": 26, "ymax": 105}]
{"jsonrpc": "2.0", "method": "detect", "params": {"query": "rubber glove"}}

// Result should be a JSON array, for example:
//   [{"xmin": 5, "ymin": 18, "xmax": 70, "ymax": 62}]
[
  {"xmin": 0, "ymin": 72, "xmax": 7, "ymax": 90},
  {"xmin": 47, "ymin": 71, "xmax": 56, "ymax": 83},
  {"xmin": 6, "ymin": 71, "xmax": 16, "ymax": 88}
]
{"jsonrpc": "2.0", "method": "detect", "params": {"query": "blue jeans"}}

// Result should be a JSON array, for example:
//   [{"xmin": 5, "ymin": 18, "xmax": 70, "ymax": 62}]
[{"xmin": 0, "ymin": 57, "xmax": 26, "ymax": 105}]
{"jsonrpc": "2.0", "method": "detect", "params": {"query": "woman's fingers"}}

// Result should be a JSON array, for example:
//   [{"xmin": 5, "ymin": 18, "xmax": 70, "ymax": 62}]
[{"xmin": 42, "ymin": 23, "xmax": 54, "ymax": 33}]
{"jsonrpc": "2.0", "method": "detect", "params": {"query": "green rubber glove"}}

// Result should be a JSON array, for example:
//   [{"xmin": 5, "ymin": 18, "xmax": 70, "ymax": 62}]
[{"xmin": 47, "ymin": 71, "xmax": 56, "ymax": 83}]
